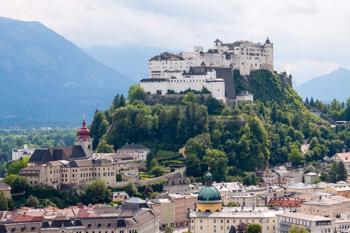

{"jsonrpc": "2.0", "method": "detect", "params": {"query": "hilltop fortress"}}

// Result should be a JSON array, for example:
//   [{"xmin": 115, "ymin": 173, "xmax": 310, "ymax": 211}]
[{"xmin": 140, "ymin": 38, "xmax": 274, "ymax": 101}]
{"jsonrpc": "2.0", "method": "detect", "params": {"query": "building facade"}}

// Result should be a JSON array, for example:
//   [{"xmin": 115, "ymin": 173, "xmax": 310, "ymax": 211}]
[
  {"xmin": 150, "ymin": 39, "xmax": 273, "ymax": 78},
  {"xmin": 142, "ymin": 38, "xmax": 274, "ymax": 102},
  {"xmin": 11, "ymin": 144, "xmax": 35, "ymax": 161},
  {"xmin": 276, "ymin": 212, "xmax": 334, "ymax": 233},
  {"xmin": 0, "ymin": 198, "xmax": 160, "ymax": 233},
  {"xmin": 116, "ymin": 143, "xmax": 150, "ymax": 161}
]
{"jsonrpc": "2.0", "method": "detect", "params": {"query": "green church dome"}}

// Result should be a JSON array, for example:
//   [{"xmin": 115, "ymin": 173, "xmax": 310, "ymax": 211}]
[
  {"xmin": 198, "ymin": 186, "xmax": 222, "ymax": 202},
  {"xmin": 197, "ymin": 170, "xmax": 222, "ymax": 202}
]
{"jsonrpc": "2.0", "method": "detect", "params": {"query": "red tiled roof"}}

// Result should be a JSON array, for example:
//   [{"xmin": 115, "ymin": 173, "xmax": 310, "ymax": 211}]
[
  {"xmin": 12, "ymin": 214, "xmax": 43, "ymax": 222},
  {"xmin": 269, "ymin": 198, "xmax": 304, "ymax": 208}
]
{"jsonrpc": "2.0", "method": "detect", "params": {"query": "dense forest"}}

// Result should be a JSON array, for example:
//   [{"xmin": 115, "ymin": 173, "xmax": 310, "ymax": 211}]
[
  {"xmin": 0, "ymin": 129, "xmax": 75, "ymax": 176},
  {"xmin": 91, "ymin": 70, "xmax": 350, "ymax": 182}
]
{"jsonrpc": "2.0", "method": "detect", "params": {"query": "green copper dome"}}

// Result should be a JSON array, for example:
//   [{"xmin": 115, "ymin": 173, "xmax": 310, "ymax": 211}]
[
  {"xmin": 197, "ymin": 170, "xmax": 221, "ymax": 202},
  {"xmin": 198, "ymin": 186, "xmax": 222, "ymax": 202}
]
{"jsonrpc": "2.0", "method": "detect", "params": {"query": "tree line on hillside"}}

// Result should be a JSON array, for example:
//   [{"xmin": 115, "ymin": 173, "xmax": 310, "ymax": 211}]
[
  {"xmin": 305, "ymin": 97, "xmax": 350, "ymax": 121},
  {"xmin": 0, "ymin": 129, "xmax": 75, "ymax": 176},
  {"xmin": 90, "ymin": 70, "xmax": 350, "ymax": 182}
]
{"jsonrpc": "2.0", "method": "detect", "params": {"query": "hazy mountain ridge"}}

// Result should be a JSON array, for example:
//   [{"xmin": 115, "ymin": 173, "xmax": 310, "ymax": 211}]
[
  {"xmin": 296, "ymin": 67, "xmax": 350, "ymax": 102},
  {"xmin": 85, "ymin": 46, "xmax": 167, "ymax": 83},
  {"xmin": 0, "ymin": 17, "xmax": 130, "ymax": 127}
]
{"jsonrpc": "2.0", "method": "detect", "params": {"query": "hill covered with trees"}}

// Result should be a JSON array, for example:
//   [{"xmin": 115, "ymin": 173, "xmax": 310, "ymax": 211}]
[{"xmin": 90, "ymin": 70, "xmax": 350, "ymax": 182}]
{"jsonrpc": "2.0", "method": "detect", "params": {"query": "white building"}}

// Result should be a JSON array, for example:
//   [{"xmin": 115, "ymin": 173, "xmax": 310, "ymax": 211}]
[
  {"xmin": 276, "ymin": 212, "xmax": 334, "ymax": 233},
  {"xmin": 116, "ymin": 143, "xmax": 150, "ymax": 161},
  {"xmin": 149, "ymin": 39, "xmax": 273, "ymax": 78},
  {"xmin": 142, "ymin": 38, "xmax": 274, "ymax": 102},
  {"xmin": 235, "ymin": 91, "xmax": 254, "ymax": 102},
  {"xmin": 141, "ymin": 66, "xmax": 226, "ymax": 101},
  {"xmin": 189, "ymin": 207, "xmax": 282, "ymax": 233},
  {"xmin": 11, "ymin": 144, "xmax": 35, "ymax": 161}
]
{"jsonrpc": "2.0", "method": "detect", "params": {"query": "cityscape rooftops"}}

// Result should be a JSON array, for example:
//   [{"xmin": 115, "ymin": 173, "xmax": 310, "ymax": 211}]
[
  {"xmin": 29, "ymin": 145, "xmax": 86, "ymax": 164},
  {"xmin": 277, "ymin": 211, "xmax": 333, "ymax": 222},
  {"xmin": 118, "ymin": 143, "xmax": 148, "ymax": 150}
]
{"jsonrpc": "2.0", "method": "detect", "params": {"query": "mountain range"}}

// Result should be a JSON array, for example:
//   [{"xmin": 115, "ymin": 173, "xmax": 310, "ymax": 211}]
[
  {"xmin": 0, "ymin": 17, "xmax": 130, "ymax": 127},
  {"xmin": 296, "ymin": 67, "xmax": 350, "ymax": 102},
  {"xmin": 85, "ymin": 46, "xmax": 164, "ymax": 83}
]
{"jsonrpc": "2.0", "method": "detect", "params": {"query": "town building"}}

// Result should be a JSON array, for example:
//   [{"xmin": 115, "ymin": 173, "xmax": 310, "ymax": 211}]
[
  {"xmin": 11, "ymin": 144, "xmax": 35, "ymax": 161},
  {"xmin": 286, "ymin": 182, "xmax": 327, "ymax": 200},
  {"xmin": 112, "ymin": 191, "xmax": 129, "ymax": 202},
  {"xmin": 140, "ymin": 66, "xmax": 226, "ymax": 101},
  {"xmin": 0, "ymin": 182, "xmax": 11, "ymax": 199},
  {"xmin": 168, "ymin": 193, "xmax": 196, "ymax": 228},
  {"xmin": 20, "ymin": 156, "xmax": 118, "ymax": 188},
  {"xmin": 151, "ymin": 198, "xmax": 174, "ymax": 229},
  {"xmin": 0, "ymin": 198, "xmax": 160, "ymax": 233},
  {"xmin": 325, "ymin": 181, "xmax": 350, "ymax": 198},
  {"xmin": 304, "ymin": 172, "xmax": 319, "ymax": 184},
  {"xmin": 163, "ymin": 172, "xmax": 192, "ymax": 194},
  {"xmin": 335, "ymin": 212, "xmax": 350, "ymax": 233},
  {"xmin": 276, "ymin": 212, "xmax": 334, "ymax": 233},
  {"xmin": 268, "ymin": 197, "xmax": 304, "ymax": 211},
  {"xmin": 334, "ymin": 152, "xmax": 350, "ymax": 172},
  {"xmin": 188, "ymin": 170, "xmax": 282, "ymax": 233},
  {"xmin": 149, "ymin": 194, "xmax": 196, "ymax": 229},
  {"xmin": 299, "ymin": 195, "xmax": 350, "ymax": 218},
  {"xmin": 116, "ymin": 143, "xmax": 150, "ymax": 161}
]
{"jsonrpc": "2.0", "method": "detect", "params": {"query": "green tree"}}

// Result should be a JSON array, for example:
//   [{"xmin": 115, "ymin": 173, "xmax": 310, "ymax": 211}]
[
  {"xmin": 3, "ymin": 174, "xmax": 19, "ymax": 185},
  {"xmin": 96, "ymin": 139, "xmax": 114, "ymax": 153},
  {"xmin": 6, "ymin": 157, "xmax": 29, "ymax": 175},
  {"xmin": 288, "ymin": 225, "xmax": 308, "ymax": 233},
  {"xmin": 337, "ymin": 161, "xmax": 347, "ymax": 181},
  {"xmin": 186, "ymin": 154, "xmax": 202, "ymax": 177},
  {"xmin": 10, "ymin": 176, "xmax": 30, "ymax": 195},
  {"xmin": 164, "ymin": 226, "xmax": 174, "ymax": 233},
  {"xmin": 288, "ymin": 144, "xmax": 304, "ymax": 166},
  {"xmin": 247, "ymin": 223, "xmax": 262, "ymax": 233},
  {"xmin": 149, "ymin": 166, "xmax": 165, "ymax": 177},
  {"xmin": 124, "ymin": 183, "xmax": 139, "ymax": 197},
  {"xmin": 26, "ymin": 195, "xmax": 40, "ymax": 208},
  {"xmin": 128, "ymin": 84, "xmax": 146, "ymax": 102},
  {"xmin": 0, "ymin": 192, "xmax": 9, "ymax": 210},
  {"xmin": 203, "ymin": 149, "xmax": 228, "ymax": 182},
  {"xmin": 184, "ymin": 133, "xmax": 211, "ymax": 157},
  {"xmin": 177, "ymin": 103, "xmax": 209, "ymax": 144},
  {"xmin": 90, "ymin": 111, "xmax": 109, "ymax": 150},
  {"xmin": 83, "ymin": 179, "xmax": 111, "ymax": 204},
  {"xmin": 204, "ymin": 96, "xmax": 224, "ymax": 115},
  {"xmin": 111, "ymin": 94, "xmax": 126, "ymax": 109}
]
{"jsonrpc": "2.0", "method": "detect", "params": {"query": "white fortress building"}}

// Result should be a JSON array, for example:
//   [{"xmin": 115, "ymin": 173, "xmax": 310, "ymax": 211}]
[{"xmin": 140, "ymin": 38, "xmax": 273, "ymax": 101}]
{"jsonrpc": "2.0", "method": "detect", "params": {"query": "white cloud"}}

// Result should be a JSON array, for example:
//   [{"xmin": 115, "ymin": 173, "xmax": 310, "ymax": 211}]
[{"xmin": 0, "ymin": 0, "xmax": 349, "ymax": 82}]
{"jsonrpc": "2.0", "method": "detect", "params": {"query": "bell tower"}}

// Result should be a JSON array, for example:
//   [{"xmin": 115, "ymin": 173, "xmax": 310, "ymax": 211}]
[{"xmin": 74, "ymin": 117, "xmax": 93, "ymax": 157}]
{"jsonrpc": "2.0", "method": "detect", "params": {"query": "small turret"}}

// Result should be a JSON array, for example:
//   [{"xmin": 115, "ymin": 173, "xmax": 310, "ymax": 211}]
[{"xmin": 265, "ymin": 37, "xmax": 271, "ymax": 44}]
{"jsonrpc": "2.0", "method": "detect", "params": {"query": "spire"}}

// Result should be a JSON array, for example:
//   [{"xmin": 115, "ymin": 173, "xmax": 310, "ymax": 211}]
[
  {"xmin": 204, "ymin": 167, "xmax": 213, "ymax": 186},
  {"xmin": 82, "ymin": 114, "xmax": 86, "ymax": 128},
  {"xmin": 266, "ymin": 37, "xmax": 271, "ymax": 44},
  {"xmin": 77, "ymin": 115, "xmax": 90, "ymax": 141}
]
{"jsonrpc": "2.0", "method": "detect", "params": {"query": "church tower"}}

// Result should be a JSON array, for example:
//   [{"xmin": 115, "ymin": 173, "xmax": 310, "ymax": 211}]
[
  {"xmin": 196, "ymin": 169, "xmax": 223, "ymax": 213},
  {"xmin": 75, "ymin": 118, "xmax": 93, "ymax": 157}
]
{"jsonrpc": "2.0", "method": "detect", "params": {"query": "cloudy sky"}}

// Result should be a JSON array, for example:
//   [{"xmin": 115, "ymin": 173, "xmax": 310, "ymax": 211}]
[{"xmin": 0, "ymin": 0, "xmax": 349, "ymax": 84}]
